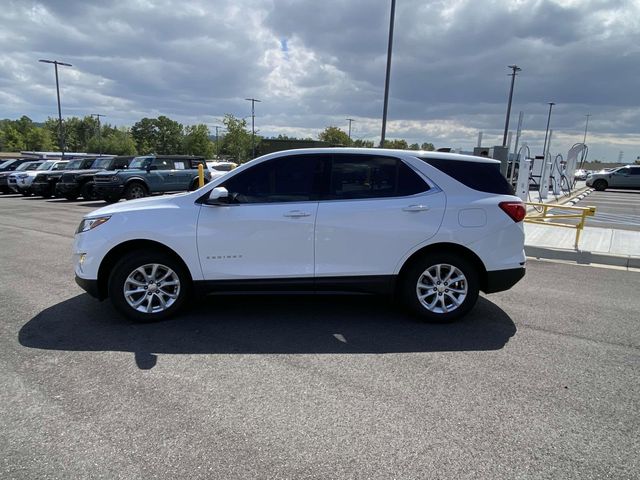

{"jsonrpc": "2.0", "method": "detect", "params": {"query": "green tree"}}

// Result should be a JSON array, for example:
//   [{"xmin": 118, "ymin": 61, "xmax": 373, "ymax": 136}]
[
  {"xmin": 0, "ymin": 125, "xmax": 26, "ymax": 151},
  {"xmin": 221, "ymin": 114, "xmax": 252, "ymax": 162},
  {"xmin": 319, "ymin": 126, "xmax": 350, "ymax": 146},
  {"xmin": 87, "ymin": 128, "xmax": 137, "ymax": 156},
  {"xmin": 155, "ymin": 115, "xmax": 183, "ymax": 154},
  {"xmin": 183, "ymin": 124, "xmax": 214, "ymax": 157},
  {"xmin": 353, "ymin": 139, "xmax": 375, "ymax": 148},
  {"xmin": 409, "ymin": 143, "xmax": 420, "ymax": 150},
  {"xmin": 383, "ymin": 139, "xmax": 408, "ymax": 149},
  {"xmin": 420, "ymin": 142, "xmax": 435, "ymax": 151},
  {"xmin": 130, "ymin": 117, "xmax": 157, "ymax": 154},
  {"xmin": 24, "ymin": 127, "xmax": 53, "ymax": 151}
]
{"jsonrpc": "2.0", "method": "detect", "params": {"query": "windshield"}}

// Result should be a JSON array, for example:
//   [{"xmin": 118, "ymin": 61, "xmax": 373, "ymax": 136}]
[
  {"xmin": 129, "ymin": 157, "xmax": 152, "ymax": 169},
  {"xmin": 22, "ymin": 162, "xmax": 42, "ymax": 171},
  {"xmin": 37, "ymin": 161, "xmax": 55, "ymax": 170},
  {"xmin": 16, "ymin": 162, "xmax": 36, "ymax": 171},
  {"xmin": 65, "ymin": 159, "xmax": 83, "ymax": 169},
  {"xmin": 0, "ymin": 160, "xmax": 13, "ymax": 169},
  {"xmin": 91, "ymin": 158, "xmax": 113, "ymax": 169}
]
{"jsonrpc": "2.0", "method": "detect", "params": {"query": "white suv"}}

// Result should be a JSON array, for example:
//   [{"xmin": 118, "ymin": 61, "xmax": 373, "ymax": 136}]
[{"xmin": 74, "ymin": 148, "xmax": 526, "ymax": 322}]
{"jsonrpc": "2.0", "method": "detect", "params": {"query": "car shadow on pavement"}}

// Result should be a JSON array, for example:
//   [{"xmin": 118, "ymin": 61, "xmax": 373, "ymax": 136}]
[{"xmin": 19, "ymin": 293, "xmax": 517, "ymax": 368}]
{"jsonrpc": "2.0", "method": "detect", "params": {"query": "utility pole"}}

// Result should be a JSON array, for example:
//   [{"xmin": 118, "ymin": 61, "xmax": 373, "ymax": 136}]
[
  {"xmin": 39, "ymin": 59, "xmax": 72, "ymax": 157},
  {"xmin": 245, "ymin": 98, "xmax": 261, "ymax": 159},
  {"xmin": 91, "ymin": 113, "xmax": 106, "ymax": 156},
  {"xmin": 503, "ymin": 65, "xmax": 521, "ymax": 147},
  {"xmin": 542, "ymin": 102, "xmax": 555, "ymax": 158},
  {"xmin": 380, "ymin": 0, "xmax": 396, "ymax": 148},
  {"xmin": 346, "ymin": 118, "xmax": 355, "ymax": 143}
]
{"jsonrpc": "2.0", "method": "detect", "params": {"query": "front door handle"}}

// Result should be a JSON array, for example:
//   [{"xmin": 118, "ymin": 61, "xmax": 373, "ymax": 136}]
[
  {"xmin": 284, "ymin": 210, "xmax": 311, "ymax": 218},
  {"xmin": 403, "ymin": 205, "xmax": 429, "ymax": 212}
]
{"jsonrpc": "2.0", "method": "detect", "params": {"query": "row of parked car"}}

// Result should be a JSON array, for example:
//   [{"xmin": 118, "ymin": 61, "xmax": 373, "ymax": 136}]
[{"xmin": 0, "ymin": 155, "xmax": 238, "ymax": 202}]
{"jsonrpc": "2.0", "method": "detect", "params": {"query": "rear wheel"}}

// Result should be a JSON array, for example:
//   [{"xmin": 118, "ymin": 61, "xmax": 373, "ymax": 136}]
[
  {"xmin": 103, "ymin": 194, "xmax": 121, "ymax": 204},
  {"xmin": 21, "ymin": 190, "xmax": 32, "ymax": 197},
  {"xmin": 124, "ymin": 182, "xmax": 147, "ymax": 200},
  {"xmin": 593, "ymin": 179, "xmax": 607, "ymax": 191},
  {"xmin": 400, "ymin": 252, "xmax": 479, "ymax": 322},
  {"xmin": 108, "ymin": 250, "xmax": 191, "ymax": 322},
  {"xmin": 64, "ymin": 193, "xmax": 79, "ymax": 201}
]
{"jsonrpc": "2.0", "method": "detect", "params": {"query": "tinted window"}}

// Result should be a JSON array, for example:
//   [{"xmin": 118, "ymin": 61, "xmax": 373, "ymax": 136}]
[
  {"xmin": 222, "ymin": 155, "xmax": 324, "ymax": 203},
  {"xmin": 630, "ymin": 168, "xmax": 640, "ymax": 176},
  {"xmin": 129, "ymin": 157, "xmax": 152, "ymax": 169},
  {"xmin": 113, "ymin": 158, "xmax": 130, "ymax": 169},
  {"xmin": 190, "ymin": 158, "xmax": 206, "ymax": 168},
  {"xmin": 53, "ymin": 162, "xmax": 68, "ymax": 171},
  {"xmin": 65, "ymin": 160, "xmax": 83, "ymax": 169},
  {"xmin": 327, "ymin": 155, "xmax": 428, "ymax": 200},
  {"xmin": 420, "ymin": 157, "xmax": 512, "ymax": 195},
  {"xmin": 617, "ymin": 168, "xmax": 630, "ymax": 175}
]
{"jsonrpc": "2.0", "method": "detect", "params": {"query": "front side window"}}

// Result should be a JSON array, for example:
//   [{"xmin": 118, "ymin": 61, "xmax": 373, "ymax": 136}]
[
  {"xmin": 65, "ymin": 160, "xmax": 83, "ymax": 170},
  {"xmin": 53, "ymin": 162, "xmax": 69, "ymax": 171},
  {"xmin": 151, "ymin": 158, "xmax": 173, "ymax": 170},
  {"xmin": 91, "ymin": 158, "xmax": 113, "ymax": 169},
  {"xmin": 327, "ymin": 155, "xmax": 428, "ymax": 200},
  {"xmin": 630, "ymin": 167, "xmax": 640, "ymax": 176},
  {"xmin": 222, "ymin": 155, "xmax": 325, "ymax": 203},
  {"xmin": 129, "ymin": 157, "xmax": 153, "ymax": 169},
  {"xmin": 38, "ymin": 161, "xmax": 55, "ymax": 171}
]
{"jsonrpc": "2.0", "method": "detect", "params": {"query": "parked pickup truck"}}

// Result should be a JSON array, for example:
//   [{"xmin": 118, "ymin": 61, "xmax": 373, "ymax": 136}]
[
  {"xmin": 32, "ymin": 157, "xmax": 98, "ymax": 198},
  {"xmin": 56, "ymin": 156, "xmax": 134, "ymax": 200},
  {"xmin": 93, "ymin": 155, "xmax": 210, "ymax": 203}
]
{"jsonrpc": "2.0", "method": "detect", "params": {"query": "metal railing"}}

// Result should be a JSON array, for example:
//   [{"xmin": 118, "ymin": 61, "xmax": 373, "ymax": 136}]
[{"xmin": 525, "ymin": 202, "xmax": 596, "ymax": 248}]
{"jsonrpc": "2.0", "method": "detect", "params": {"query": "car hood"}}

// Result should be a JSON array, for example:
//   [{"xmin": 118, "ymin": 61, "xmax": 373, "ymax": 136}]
[{"xmin": 86, "ymin": 192, "xmax": 192, "ymax": 217}]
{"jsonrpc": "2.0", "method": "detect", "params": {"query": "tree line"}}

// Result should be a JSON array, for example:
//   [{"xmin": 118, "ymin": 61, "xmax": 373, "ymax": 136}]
[{"xmin": 0, "ymin": 115, "xmax": 436, "ymax": 161}]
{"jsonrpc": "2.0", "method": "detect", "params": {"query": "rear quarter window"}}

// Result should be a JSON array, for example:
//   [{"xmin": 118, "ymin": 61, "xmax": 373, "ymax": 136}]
[{"xmin": 420, "ymin": 157, "xmax": 512, "ymax": 195}]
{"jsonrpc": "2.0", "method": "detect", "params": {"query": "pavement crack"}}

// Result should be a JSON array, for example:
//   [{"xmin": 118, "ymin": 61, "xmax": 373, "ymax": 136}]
[{"xmin": 517, "ymin": 322, "xmax": 640, "ymax": 352}]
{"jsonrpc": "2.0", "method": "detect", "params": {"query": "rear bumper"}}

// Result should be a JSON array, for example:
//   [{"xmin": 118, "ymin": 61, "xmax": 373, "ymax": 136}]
[{"xmin": 483, "ymin": 267, "xmax": 526, "ymax": 294}]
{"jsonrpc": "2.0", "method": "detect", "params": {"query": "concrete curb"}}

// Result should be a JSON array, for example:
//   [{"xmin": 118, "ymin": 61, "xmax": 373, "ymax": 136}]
[{"xmin": 525, "ymin": 245, "xmax": 640, "ymax": 269}]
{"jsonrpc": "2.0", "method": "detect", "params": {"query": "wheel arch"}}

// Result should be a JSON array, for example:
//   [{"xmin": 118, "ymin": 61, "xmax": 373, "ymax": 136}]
[
  {"xmin": 97, "ymin": 239, "xmax": 193, "ymax": 299},
  {"xmin": 397, "ymin": 242, "xmax": 489, "ymax": 293}
]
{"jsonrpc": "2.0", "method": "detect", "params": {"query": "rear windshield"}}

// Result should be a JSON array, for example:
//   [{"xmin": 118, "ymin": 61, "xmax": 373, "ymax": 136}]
[{"xmin": 419, "ymin": 157, "xmax": 512, "ymax": 195}]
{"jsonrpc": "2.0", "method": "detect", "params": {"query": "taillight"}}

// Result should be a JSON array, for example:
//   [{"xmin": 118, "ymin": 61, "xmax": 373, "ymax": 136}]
[{"xmin": 499, "ymin": 201, "xmax": 526, "ymax": 222}]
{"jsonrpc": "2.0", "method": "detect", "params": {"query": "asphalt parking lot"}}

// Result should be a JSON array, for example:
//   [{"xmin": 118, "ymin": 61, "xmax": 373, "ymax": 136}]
[
  {"xmin": 574, "ymin": 189, "xmax": 640, "ymax": 231},
  {"xmin": 1, "ymin": 194, "xmax": 639, "ymax": 479}
]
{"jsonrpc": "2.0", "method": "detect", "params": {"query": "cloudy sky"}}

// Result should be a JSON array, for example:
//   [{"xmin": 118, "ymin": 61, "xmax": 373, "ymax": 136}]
[{"xmin": 1, "ymin": 0, "xmax": 639, "ymax": 161}]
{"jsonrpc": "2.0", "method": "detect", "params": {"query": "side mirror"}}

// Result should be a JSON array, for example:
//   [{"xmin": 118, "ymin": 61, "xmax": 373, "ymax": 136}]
[{"xmin": 206, "ymin": 187, "xmax": 229, "ymax": 204}]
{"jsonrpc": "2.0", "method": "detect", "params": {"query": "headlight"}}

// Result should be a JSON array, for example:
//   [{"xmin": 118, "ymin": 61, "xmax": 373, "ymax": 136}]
[{"xmin": 76, "ymin": 215, "xmax": 111, "ymax": 234}]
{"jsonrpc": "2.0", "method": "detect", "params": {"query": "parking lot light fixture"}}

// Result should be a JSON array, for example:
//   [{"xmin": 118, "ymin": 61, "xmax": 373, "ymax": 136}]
[
  {"xmin": 503, "ymin": 65, "xmax": 521, "ymax": 147},
  {"xmin": 91, "ymin": 113, "xmax": 106, "ymax": 156},
  {"xmin": 542, "ymin": 102, "xmax": 555, "ymax": 158},
  {"xmin": 39, "ymin": 59, "xmax": 72, "ymax": 158},
  {"xmin": 380, "ymin": 0, "xmax": 396, "ymax": 148}
]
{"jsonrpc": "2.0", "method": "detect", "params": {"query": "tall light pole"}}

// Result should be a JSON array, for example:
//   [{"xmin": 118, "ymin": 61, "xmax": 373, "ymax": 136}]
[
  {"xmin": 542, "ymin": 102, "xmax": 555, "ymax": 158},
  {"xmin": 502, "ymin": 64, "xmax": 521, "ymax": 147},
  {"xmin": 91, "ymin": 113, "xmax": 106, "ymax": 156},
  {"xmin": 346, "ymin": 118, "xmax": 355, "ymax": 143},
  {"xmin": 582, "ymin": 114, "xmax": 591, "ymax": 145},
  {"xmin": 213, "ymin": 125, "xmax": 224, "ymax": 157},
  {"xmin": 245, "ymin": 98, "xmax": 261, "ymax": 159},
  {"xmin": 39, "ymin": 59, "xmax": 72, "ymax": 157},
  {"xmin": 380, "ymin": 0, "xmax": 396, "ymax": 148}
]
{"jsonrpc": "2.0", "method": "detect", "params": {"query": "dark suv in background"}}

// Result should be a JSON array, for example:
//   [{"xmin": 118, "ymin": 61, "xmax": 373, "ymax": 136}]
[
  {"xmin": 93, "ymin": 155, "xmax": 210, "ymax": 202},
  {"xmin": 32, "ymin": 157, "xmax": 97, "ymax": 198},
  {"xmin": 56, "ymin": 156, "xmax": 134, "ymax": 200}
]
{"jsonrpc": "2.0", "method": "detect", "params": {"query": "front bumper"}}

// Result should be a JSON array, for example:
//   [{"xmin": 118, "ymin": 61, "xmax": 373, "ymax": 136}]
[
  {"xmin": 484, "ymin": 267, "xmax": 526, "ymax": 294},
  {"xmin": 56, "ymin": 182, "xmax": 80, "ymax": 197},
  {"xmin": 32, "ymin": 182, "xmax": 53, "ymax": 196},
  {"xmin": 93, "ymin": 183, "xmax": 124, "ymax": 199},
  {"xmin": 75, "ymin": 275, "xmax": 103, "ymax": 300}
]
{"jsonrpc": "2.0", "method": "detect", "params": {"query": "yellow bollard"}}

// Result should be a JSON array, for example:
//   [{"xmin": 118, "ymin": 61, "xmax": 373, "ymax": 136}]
[{"xmin": 198, "ymin": 164, "xmax": 204, "ymax": 188}]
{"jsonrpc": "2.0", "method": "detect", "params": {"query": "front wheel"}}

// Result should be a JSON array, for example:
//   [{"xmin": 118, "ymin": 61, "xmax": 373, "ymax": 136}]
[
  {"xmin": 81, "ymin": 182, "xmax": 98, "ymax": 200},
  {"xmin": 108, "ymin": 251, "xmax": 191, "ymax": 322},
  {"xmin": 124, "ymin": 182, "xmax": 147, "ymax": 200},
  {"xmin": 593, "ymin": 180, "xmax": 607, "ymax": 191},
  {"xmin": 400, "ymin": 253, "xmax": 479, "ymax": 322}
]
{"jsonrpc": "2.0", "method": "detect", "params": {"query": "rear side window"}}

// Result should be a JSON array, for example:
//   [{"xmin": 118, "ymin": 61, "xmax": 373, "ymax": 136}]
[
  {"xmin": 327, "ymin": 155, "xmax": 429, "ymax": 200},
  {"xmin": 421, "ymin": 157, "xmax": 512, "ymax": 195}
]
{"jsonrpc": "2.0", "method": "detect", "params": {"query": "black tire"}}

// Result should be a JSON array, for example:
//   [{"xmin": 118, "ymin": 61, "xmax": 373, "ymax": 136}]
[
  {"xmin": 81, "ymin": 182, "xmax": 98, "ymax": 200},
  {"xmin": 400, "ymin": 252, "xmax": 479, "ymax": 323},
  {"xmin": 108, "ymin": 250, "xmax": 191, "ymax": 322},
  {"xmin": 593, "ymin": 180, "xmax": 607, "ymax": 192},
  {"xmin": 41, "ymin": 191, "xmax": 52, "ymax": 199},
  {"xmin": 64, "ymin": 193, "xmax": 79, "ymax": 201},
  {"xmin": 21, "ymin": 190, "xmax": 32, "ymax": 197},
  {"xmin": 103, "ymin": 194, "xmax": 121, "ymax": 204},
  {"xmin": 124, "ymin": 182, "xmax": 148, "ymax": 200}
]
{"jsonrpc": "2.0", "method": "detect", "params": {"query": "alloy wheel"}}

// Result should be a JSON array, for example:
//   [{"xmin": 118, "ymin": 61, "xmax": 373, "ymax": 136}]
[
  {"xmin": 416, "ymin": 263, "xmax": 468, "ymax": 314},
  {"xmin": 123, "ymin": 263, "xmax": 181, "ymax": 314}
]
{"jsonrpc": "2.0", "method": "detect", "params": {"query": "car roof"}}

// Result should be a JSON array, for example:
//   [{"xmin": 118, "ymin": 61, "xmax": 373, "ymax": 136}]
[{"xmin": 259, "ymin": 147, "xmax": 501, "ymax": 164}]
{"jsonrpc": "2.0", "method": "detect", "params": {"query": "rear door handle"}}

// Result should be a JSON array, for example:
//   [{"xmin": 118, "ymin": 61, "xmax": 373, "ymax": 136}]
[
  {"xmin": 284, "ymin": 210, "xmax": 311, "ymax": 218},
  {"xmin": 402, "ymin": 205, "xmax": 429, "ymax": 212}
]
